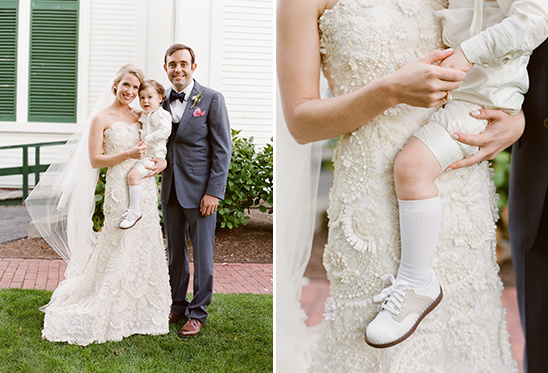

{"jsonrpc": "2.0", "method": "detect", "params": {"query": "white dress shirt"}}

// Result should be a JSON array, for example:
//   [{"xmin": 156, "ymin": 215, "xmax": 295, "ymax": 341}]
[{"xmin": 169, "ymin": 80, "xmax": 195, "ymax": 123}]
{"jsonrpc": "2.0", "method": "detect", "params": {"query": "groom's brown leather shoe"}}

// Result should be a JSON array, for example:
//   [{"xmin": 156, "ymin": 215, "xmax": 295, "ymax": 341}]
[
  {"xmin": 178, "ymin": 318, "xmax": 204, "ymax": 337},
  {"xmin": 169, "ymin": 312, "xmax": 185, "ymax": 324}
]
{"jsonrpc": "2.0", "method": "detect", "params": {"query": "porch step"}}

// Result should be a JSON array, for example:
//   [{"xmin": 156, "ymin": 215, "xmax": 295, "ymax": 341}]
[
  {"xmin": 0, "ymin": 189, "xmax": 23, "ymax": 205},
  {"xmin": 0, "ymin": 189, "xmax": 23, "ymax": 200}
]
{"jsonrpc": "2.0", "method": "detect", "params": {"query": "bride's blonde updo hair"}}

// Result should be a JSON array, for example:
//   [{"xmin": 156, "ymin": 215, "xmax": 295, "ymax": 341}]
[{"xmin": 112, "ymin": 63, "xmax": 145, "ymax": 94}]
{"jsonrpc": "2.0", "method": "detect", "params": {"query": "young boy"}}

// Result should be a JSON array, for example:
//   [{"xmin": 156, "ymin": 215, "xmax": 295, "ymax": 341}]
[{"xmin": 120, "ymin": 80, "xmax": 172, "ymax": 229}]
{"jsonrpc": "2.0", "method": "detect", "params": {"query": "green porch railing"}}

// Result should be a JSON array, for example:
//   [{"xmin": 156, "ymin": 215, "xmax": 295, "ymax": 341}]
[{"xmin": 0, "ymin": 141, "xmax": 67, "ymax": 204}]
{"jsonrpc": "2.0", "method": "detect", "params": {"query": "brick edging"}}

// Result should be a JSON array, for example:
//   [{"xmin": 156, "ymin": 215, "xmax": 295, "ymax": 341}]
[{"xmin": 0, "ymin": 258, "xmax": 273, "ymax": 294}]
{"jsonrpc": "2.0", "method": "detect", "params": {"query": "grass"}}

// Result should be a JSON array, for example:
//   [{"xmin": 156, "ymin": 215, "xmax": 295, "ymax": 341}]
[{"xmin": 0, "ymin": 289, "xmax": 272, "ymax": 372}]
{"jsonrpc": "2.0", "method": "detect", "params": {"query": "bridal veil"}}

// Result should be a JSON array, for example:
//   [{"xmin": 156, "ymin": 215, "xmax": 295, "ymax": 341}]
[
  {"xmin": 25, "ymin": 80, "xmax": 116, "ymax": 279},
  {"xmin": 275, "ymin": 85, "xmax": 322, "ymax": 372}
]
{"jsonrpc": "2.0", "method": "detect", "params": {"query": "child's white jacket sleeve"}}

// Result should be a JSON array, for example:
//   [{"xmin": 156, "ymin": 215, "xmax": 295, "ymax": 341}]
[
  {"xmin": 144, "ymin": 109, "xmax": 172, "ymax": 143},
  {"xmin": 461, "ymin": 0, "xmax": 548, "ymax": 66}
]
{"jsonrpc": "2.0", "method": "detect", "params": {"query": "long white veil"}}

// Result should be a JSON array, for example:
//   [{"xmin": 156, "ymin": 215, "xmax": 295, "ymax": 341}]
[
  {"xmin": 25, "ymin": 81, "xmax": 116, "ymax": 279},
  {"xmin": 275, "ymin": 84, "xmax": 322, "ymax": 372}
]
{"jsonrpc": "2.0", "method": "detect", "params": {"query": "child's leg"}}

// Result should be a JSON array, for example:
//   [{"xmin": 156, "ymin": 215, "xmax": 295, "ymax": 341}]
[
  {"xmin": 365, "ymin": 138, "xmax": 445, "ymax": 348},
  {"xmin": 365, "ymin": 103, "xmax": 486, "ymax": 348},
  {"xmin": 127, "ymin": 167, "xmax": 143, "ymax": 215},
  {"xmin": 393, "ymin": 137, "xmax": 443, "ymax": 289}
]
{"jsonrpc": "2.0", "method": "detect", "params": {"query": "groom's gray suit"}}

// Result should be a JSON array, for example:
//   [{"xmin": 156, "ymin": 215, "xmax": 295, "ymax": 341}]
[
  {"xmin": 509, "ymin": 39, "xmax": 548, "ymax": 373},
  {"xmin": 162, "ymin": 79, "xmax": 231, "ymax": 323}
]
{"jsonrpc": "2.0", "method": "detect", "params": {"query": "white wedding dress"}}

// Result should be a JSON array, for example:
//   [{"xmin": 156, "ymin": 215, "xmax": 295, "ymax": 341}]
[
  {"xmin": 41, "ymin": 122, "xmax": 171, "ymax": 346},
  {"xmin": 309, "ymin": 0, "xmax": 516, "ymax": 371}
]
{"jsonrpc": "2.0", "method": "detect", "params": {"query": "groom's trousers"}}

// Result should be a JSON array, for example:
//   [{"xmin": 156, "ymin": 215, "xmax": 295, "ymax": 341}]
[
  {"xmin": 163, "ymin": 185, "xmax": 216, "ymax": 324},
  {"xmin": 511, "ymin": 191, "xmax": 548, "ymax": 373}
]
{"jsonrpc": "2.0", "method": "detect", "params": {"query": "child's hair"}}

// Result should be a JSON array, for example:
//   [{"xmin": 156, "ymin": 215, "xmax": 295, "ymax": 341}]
[{"xmin": 139, "ymin": 79, "xmax": 166, "ymax": 103}]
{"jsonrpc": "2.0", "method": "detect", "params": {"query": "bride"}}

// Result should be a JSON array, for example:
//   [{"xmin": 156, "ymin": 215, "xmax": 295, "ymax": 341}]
[
  {"xmin": 26, "ymin": 64, "xmax": 171, "ymax": 346},
  {"xmin": 277, "ymin": 0, "xmax": 526, "ymax": 371}
]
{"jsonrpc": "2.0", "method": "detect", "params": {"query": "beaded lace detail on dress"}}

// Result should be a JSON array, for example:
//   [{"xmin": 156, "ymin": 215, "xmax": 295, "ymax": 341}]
[
  {"xmin": 41, "ymin": 122, "xmax": 171, "ymax": 346},
  {"xmin": 310, "ymin": 0, "xmax": 516, "ymax": 371}
]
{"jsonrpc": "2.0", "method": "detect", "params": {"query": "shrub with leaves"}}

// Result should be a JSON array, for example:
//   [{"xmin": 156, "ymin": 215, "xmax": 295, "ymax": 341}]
[
  {"xmin": 492, "ymin": 150, "xmax": 511, "ymax": 213},
  {"xmin": 254, "ymin": 141, "xmax": 273, "ymax": 214},
  {"xmin": 93, "ymin": 167, "xmax": 108, "ymax": 232},
  {"xmin": 218, "ymin": 130, "xmax": 273, "ymax": 229}
]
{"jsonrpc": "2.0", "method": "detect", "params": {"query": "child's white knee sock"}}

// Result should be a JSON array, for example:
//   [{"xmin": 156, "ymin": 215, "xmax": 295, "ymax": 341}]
[
  {"xmin": 395, "ymin": 196, "xmax": 442, "ymax": 289},
  {"xmin": 128, "ymin": 185, "xmax": 142, "ymax": 215}
]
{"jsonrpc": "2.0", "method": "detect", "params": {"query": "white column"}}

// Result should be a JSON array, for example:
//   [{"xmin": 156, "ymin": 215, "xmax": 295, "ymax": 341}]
[
  {"xmin": 15, "ymin": 0, "xmax": 30, "ymax": 124},
  {"xmin": 143, "ymin": 0, "xmax": 176, "ymax": 88},
  {"xmin": 77, "ymin": 0, "xmax": 91, "ymax": 125},
  {"xmin": 172, "ymin": 0, "xmax": 215, "ymax": 87}
]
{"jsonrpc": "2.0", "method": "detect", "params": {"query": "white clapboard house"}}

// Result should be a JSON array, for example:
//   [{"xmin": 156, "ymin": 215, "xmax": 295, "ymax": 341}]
[{"xmin": 0, "ymin": 0, "xmax": 273, "ymax": 192}]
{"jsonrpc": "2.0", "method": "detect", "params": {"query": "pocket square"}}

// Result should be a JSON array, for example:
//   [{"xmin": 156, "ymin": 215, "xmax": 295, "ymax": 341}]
[{"xmin": 193, "ymin": 107, "xmax": 206, "ymax": 117}]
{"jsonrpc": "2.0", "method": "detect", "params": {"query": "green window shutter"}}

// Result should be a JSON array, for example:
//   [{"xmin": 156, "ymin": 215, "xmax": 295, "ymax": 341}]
[
  {"xmin": 0, "ymin": 0, "xmax": 18, "ymax": 121},
  {"xmin": 28, "ymin": 0, "xmax": 78, "ymax": 123}
]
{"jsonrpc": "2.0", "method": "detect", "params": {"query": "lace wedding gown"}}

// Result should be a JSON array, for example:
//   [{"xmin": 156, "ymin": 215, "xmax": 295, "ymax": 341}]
[
  {"xmin": 42, "ymin": 122, "xmax": 171, "ymax": 346},
  {"xmin": 310, "ymin": 0, "xmax": 516, "ymax": 371}
]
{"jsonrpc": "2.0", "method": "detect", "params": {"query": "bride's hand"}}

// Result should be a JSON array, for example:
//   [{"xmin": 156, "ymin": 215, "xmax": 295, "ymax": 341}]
[
  {"xmin": 386, "ymin": 49, "xmax": 467, "ymax": 108},
  {"xmin": 127, "ymin": 140, "xmax": 147, "ymax": 159}
]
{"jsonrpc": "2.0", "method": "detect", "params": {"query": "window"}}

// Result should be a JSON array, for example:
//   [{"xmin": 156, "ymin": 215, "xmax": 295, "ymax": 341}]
[
  {"xmin": 0, "ymin": 0, "xmax": 18, "ymax": 121},
  {"xmin": 28, "ymin": 0, "xmax": 79, "ymax": 123}
]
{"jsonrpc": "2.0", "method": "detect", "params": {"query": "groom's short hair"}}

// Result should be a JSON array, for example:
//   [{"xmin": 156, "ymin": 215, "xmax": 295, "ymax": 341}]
[{"xmin": 164, "ymin": 43, "xmax": 196, "ymax": 65}]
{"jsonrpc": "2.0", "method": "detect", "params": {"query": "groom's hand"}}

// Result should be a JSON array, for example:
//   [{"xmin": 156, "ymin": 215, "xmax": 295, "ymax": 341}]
[
  {"xmin": 447, "ymin": 109, "xmax": 525, "ymax": 170},
  {"xmin": 145, "ymin": 158, "xmax": 167, "ymax": 177},
  {"xmin": 200, "ymin": 194, "xmax": 219, "ymax": 217}
]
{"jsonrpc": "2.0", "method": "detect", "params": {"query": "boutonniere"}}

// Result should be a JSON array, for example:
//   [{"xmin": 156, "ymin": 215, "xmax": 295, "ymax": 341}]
[
  {"xmin": 190, "ymin": 90, "xmax": 203, "ymax": 109},
  {"xmin": 193, "ymin": 107, "xmax": 206, "ymax": 117}
]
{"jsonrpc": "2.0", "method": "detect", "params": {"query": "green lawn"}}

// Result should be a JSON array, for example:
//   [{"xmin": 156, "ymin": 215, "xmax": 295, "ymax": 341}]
[{"xmin": 0, "ymin": 289, "xmax": 272, "ymax": 372}]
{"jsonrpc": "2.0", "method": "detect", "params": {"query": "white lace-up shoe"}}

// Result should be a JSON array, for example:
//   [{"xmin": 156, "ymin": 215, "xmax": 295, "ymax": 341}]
[
  {"xmin": 365, "ymin": 273, "xmax": 443, "ymax": 348},
  {"xmin": 119, "ymin": 210, "xmax": 142, "ymax": 229}
]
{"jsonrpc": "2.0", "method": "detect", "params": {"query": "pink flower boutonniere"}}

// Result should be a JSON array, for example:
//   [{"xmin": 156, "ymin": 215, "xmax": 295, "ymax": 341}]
[{"xmin": 193, "ymin": 107, "xmax": 206, "ymax": 117}]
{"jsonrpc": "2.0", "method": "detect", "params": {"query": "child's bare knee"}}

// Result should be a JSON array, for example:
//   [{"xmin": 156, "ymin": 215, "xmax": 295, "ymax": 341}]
[
  {"xmin": 394, "ymin": 152, "xmax": 415, "ymax": 182},
  {"xmin": 128, "ymin": 168, "xmax": 141, "ymax": 184}
]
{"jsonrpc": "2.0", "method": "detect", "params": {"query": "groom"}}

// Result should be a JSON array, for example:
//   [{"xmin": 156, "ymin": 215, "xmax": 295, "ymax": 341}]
[{"xmin": 152, "ymin": 43, "xmax": 231, "ymax": 337}]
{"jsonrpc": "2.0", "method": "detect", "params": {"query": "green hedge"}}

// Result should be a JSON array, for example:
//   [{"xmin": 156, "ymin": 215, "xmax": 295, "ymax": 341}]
[
  {"xmin": 492, "ymin": 150, "xmax": 510, "ymax": 213},
  {"xmin": 93, "ymin": 130, "xmax": 273, "ymax": 231}
]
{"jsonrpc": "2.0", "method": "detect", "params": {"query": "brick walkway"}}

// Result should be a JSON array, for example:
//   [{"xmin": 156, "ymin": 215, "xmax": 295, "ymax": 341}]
[
  {"xmin": 300, "ymin": 280, "xmax": 525, "ymax": 373},
  {"xmin": 0, "ymin": 258, "xmax": 273, "ymax": 294}
]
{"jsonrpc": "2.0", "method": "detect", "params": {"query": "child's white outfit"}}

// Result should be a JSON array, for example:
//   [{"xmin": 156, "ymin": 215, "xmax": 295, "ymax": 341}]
[
  {"xmin": 134, "ymin": 107, "xmax": 172, "ymax": 176},
  {"xmin": 414, "ymin": 0, "xmax": 548, "ymax": 170},
  {"xmin": 119, "ymin": 107, "xmax": 171, "ymax": 229}
]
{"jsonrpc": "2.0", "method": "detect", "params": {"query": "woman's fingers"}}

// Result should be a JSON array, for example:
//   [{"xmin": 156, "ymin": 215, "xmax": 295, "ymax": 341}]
[
  {"xmin": 447, "ymin": 151, "xmax": 485, "ymax": 170},
  {"xmin": 439, "ymin": 67, "xmax": 466, "ymax": 82},
  {"xmin": 393, "ymin": 50, "xmax": 466, "ymax": 107},
  {"xmin": 419, "ymin": 49, "xmax": 455, "ymax": 65}
]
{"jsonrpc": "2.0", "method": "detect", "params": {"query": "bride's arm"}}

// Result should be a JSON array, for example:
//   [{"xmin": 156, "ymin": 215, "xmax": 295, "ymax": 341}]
[
  {"xmin": 277, "ymin": 0, "xmax": 467, "ymax": 144},
  {"xmin": 88, "ymin": 115, "xmax": 146, "ymax": 169}
]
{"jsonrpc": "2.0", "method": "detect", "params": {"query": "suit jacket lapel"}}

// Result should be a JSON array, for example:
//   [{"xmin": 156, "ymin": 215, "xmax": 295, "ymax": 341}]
[
  {"xmin": 163, "ymin": 87, "xmax": 178, "ymax": 140},
  {"xmin": 176, "ymin": 80, "xmax": 201, "ymax": 138},
  {"xmin": 163, "ymin": 87, "xmax": 173, "ymax": 114}
]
